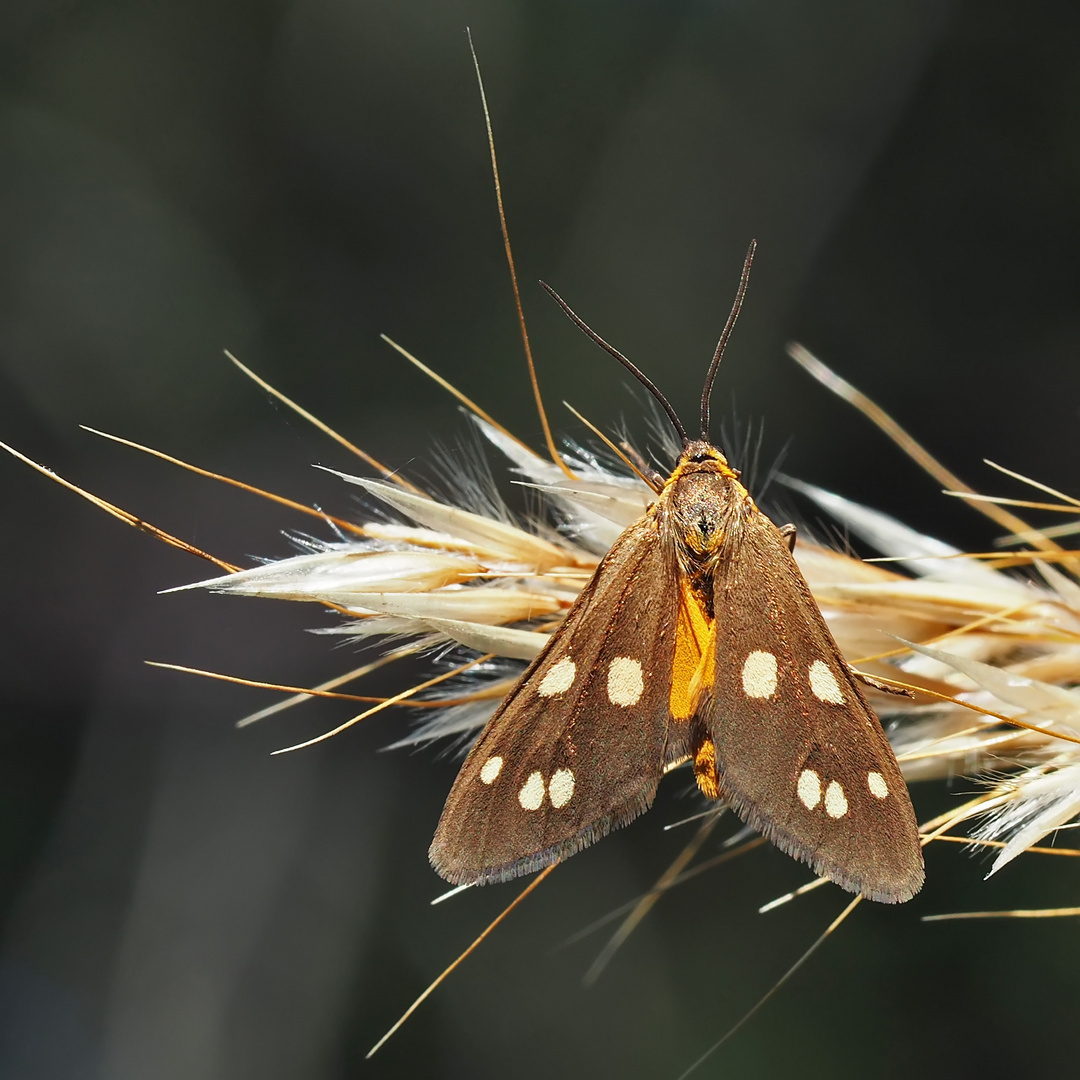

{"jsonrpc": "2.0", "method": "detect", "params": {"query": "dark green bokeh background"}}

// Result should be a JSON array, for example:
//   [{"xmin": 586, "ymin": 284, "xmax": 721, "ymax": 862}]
[{"xmin": 2, "ymin": 2, "xmax": 1079, "ymax": 1077}]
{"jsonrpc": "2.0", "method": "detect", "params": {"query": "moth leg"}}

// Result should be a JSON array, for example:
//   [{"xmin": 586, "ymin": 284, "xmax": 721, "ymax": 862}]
[
  {"xmin": 619, "ymin": 439, "xmax": 666, "ymax": 488},
  {"xmin": 850, "ymin": 666, "xmax": 914, "ymax": 698},
  {"xmin": 779, "ymin": 523, "xmax": 797, "ymax": 553}
]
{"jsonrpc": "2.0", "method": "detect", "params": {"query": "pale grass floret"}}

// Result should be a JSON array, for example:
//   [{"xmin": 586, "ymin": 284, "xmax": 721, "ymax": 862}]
[
  {"xmin": 147, "ymin": 382, "xmax": 1080, "ymax": 894},
  {"xmin": 108, "ymin": 360, "xmax": 1077, "ymax": 895}
]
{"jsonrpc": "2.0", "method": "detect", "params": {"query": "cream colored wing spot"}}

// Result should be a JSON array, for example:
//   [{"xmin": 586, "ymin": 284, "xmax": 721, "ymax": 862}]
[
  {"xmin": 607, "ymin": 657, "xmax": 644, "ymax": 707},
  {"xmin": 742, "ymin": 650, "xmax": 778, "ymax": 699},
  {"xmin": 824, "ymin": 780, "xmax": 849, "ymax": 819},
  {"xmin": 518, "ymin": 771, "xmax": 545, "ymax": 810},
  {"xmin": 808, "ymin": 660, "xmax": 844, "ymax": 704},
  {"xmin": 867, "ymin": 771, "xmax": 889, "ymax": 799},
  {"xmin": 479, "ymin": 755, "xmax": 503, "ymax": 785},
  {"xmin": 548, "ymin": 768, "xmax": 575, "ymax": 808},
  {"xmin": 538, "ymin": 656, "xmax": 576, "ymax": 698},
  {"xmin": 797, "ymin": 768, "xmax": 822, "ymax": 810}
]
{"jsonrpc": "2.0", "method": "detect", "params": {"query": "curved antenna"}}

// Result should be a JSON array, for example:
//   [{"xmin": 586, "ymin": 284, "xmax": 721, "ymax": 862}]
[
  {"xmin": 700, "ymin": 239, "xmax": 756, "ymax": 442},
  {"xmin": 540, "ymin": 281, "xmax": 690, "ymax": 447}
]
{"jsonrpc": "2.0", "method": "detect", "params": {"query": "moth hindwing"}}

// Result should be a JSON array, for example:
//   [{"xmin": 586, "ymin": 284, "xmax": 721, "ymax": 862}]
[{"xmin": 430, "ymin": 243, "xmax": 924, "ymax": 903}]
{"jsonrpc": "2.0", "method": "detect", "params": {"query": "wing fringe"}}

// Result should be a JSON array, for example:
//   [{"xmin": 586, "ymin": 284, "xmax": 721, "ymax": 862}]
[
  {"xmin": 429, "ymin": 787, "xmax": 656, "ymax": 885},
  {"xmin": 717, "ymin": 779, "xmax": 923, "ymax": 904}
]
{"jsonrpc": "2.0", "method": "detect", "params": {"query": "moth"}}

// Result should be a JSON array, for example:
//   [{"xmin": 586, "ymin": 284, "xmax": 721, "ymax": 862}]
[{"xmin": 430, "ymin": 243, "xmax": 924, "ymax": 904}]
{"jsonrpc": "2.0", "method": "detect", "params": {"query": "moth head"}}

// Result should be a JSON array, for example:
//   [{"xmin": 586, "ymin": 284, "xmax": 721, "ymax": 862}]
[{"xmin": 682, "ymin": 439, "xmax": 739, "ymax": 473}]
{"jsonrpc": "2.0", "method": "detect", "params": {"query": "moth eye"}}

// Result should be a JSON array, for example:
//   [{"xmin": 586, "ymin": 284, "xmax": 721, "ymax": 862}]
[
  {"xmin": 479, "ymin": 756, "xmax": 503, "ymax": 785},
  {"xmin": 824, "ymin": 780, "xmax": 849, "ymax": 819},
  {"xmin": 607, "ymin": 657, "xmax": 644, "ymax": 706},
  {"xmin": 741, "ymin": 650, "xmax": 778, "ymax": 699},
  {"xmin": 538, "ymin": 657, "xmax": 576, "ymax": 698},
  {"xmin": 867, "ymin": 771, "xmax": 889, "ymax": 799},
  {"xmin": 517, "ymin": 771, "xmax": 546, "ymax": 810},
  {"xmin": 808, "ymin": 660, "xmax": 844, "ymax": 704}
]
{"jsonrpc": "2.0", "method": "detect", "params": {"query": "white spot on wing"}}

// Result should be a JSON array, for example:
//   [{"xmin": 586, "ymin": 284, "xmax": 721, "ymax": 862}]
[
  {"xmin": 538, "ymin": 656, "xmax": 576, "ymax": 698},
  {"xmin": 825, "ymin": 780, "xmax": 848, "ymax": 818},
  {"xmin": 518, "ymin": 771, "xmax": 545, "ymax": 810},
  {"xmin": 809, "ymin": 660, "xmax": 844, "ymax": 704},
  {"xmin": 742, "ymin": 650, "xmax": 778, "ymax": 699},
  {"xmin": 868, "ymin": 771, "xmax": 889, "ymax": 799},
  {"xmin": 797, "ymin": 769, "xmax": 821, "ymax": 810},
  {"xmin": 548, "ymin": 768, "xmax": 575, "ymax": 808},
  {"xmin": 479, "ymin": 756, "xmax": 503, "ymax": 784},
  {"xmin": 607, "ymin": 657, "xmax": 644, "ymax": 706}
]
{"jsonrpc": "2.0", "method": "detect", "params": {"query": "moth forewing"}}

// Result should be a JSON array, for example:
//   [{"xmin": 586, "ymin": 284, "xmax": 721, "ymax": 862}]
[
  {"xmin": 429, "ymin": 515, "xmax": 678, "ymax": 886},
  {"xmin": 703, "ymin": 502, "xmax": 924, "ymax": 904}
]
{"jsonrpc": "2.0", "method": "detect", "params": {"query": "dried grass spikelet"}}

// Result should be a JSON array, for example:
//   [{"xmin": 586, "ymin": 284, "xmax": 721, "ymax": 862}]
[
  {"xmin": 47, "ymin": 335, "xmax": 1079, "ymax": 892},
  {"xmin": 274, "ymin": 391, "xmax": 1080, "ymax": 881},
  {"xmin": 180, "ymin": 337, "xmax": 1080, "ymax": 911}
]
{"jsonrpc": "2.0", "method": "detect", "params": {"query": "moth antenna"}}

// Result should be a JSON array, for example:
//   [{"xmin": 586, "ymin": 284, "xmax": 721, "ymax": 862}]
[
  {"xmin": 700, "ymin": 239, "xmax": 756, "ymax": 443},
  {"xmin": 540, "ymin": 281, "xmax": 690, "ymax": 447},
  {"xmin": 466, "ymin": 30, "xmax": 577, "ymax": 480},
  {"xmin": 270, "ymin": 654, "xmax": 495, "ymax": 755},
  {"xmin": 225, "ymin": 351, "xmax": 426, "ymax": 496},
  {"xmin": 675, "ymin": 895, "xmax": 862, "ymax": 1080},
  {"xmin": 366, "ymin": 862, "xmax": 556, "ymax": 1057}
]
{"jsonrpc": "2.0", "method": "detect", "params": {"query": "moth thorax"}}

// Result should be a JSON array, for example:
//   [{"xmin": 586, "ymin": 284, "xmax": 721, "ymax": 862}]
[{"xmin": 670, "ymin": 471, "xmax": 733, "ymax": 556}]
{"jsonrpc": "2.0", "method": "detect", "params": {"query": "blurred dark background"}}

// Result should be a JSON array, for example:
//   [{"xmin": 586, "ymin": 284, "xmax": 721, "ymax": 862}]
[{"xmin": 2, "ymin": 2, "xmax": 1079, "ymax": 1078}]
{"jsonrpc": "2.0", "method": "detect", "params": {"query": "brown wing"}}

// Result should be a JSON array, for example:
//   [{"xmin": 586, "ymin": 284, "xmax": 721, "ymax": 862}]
[
  {"xmin": 704, "ymin": 511, "xmax": 924, "ymax": 903},
  {"xmin": 430, "ymin": 515, "xmax": 679, "ymax": 885}
]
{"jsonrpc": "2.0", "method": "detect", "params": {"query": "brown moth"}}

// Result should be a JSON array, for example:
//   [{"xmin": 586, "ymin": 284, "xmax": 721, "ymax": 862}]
[{"xmin": 430, "ymin": 243, "xmax": 924, "ymax": 904}]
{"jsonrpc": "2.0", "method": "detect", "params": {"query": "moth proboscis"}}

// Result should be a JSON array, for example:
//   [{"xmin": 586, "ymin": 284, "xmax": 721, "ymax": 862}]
[{"xmin": 430, "ymin": 242, "xmax": 924, "ymax": 905}]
